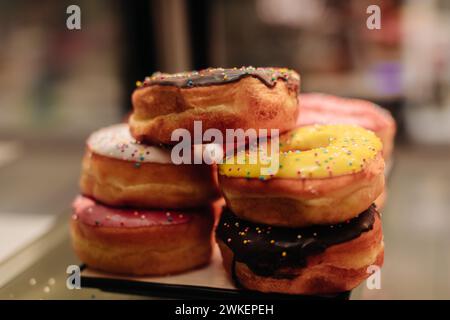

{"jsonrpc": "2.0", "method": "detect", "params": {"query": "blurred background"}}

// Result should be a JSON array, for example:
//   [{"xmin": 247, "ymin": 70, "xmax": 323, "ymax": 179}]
[{"xmin": 0, "ymin": 0, "xmax": 449, "ymax": 299}]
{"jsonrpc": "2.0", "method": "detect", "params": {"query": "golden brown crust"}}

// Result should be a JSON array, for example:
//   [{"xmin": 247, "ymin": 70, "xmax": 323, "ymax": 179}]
[
  {"xmin": 130, "ymin": 77, "xmax": 299, "ymax": 145},
  {"xmin": 80, "ymin": 151, "xmax": 220, "ymax": 209},
  {"xmin": 71, "ymin": 208, "xmax": 214, "ymax": 276},
  {"xmin": 218, "ymin": 213, "xmax": 384, "ymax": 294},
  {"xmin": 219, "ymin": 153, "xmax": 385, "ymax": 227}
]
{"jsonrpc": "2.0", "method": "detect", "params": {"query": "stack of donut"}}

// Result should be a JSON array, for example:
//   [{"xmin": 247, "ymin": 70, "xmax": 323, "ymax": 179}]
[
  {"xmin": 71, "ymin": 66, "xmax": 299, "ymax": 276},
  {"xmin": 71, "ymin": 123, "xmax": 220, "ymax": 275},
  {"xmin": 71, "ymin": 124, "xmax": 218, "ymax": 275},
  {"xmin": 70, "ymin": 66, "xmax": 390, "ymax": 296},
  {"xmin": 217, "ymin": 124, "xmax": 385, "ymax": 294}
]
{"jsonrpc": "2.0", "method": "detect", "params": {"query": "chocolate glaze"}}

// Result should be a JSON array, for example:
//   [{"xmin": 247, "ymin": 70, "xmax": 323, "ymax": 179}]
[
  {"xmin": 138, "ymin": 67, "xmax": 300, "ymax": 92},
  {"xmin": 216, "ymin": 205, "xmax": 377, "ymax": 278}
]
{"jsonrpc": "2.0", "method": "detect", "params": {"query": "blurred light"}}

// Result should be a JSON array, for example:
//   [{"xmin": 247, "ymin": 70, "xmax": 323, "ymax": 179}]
[{"xmin": 256, "ymin": 0, "xmax": 325, "ymax": 28}]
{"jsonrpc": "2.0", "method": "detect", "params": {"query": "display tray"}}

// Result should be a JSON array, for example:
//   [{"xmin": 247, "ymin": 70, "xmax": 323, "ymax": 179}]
[{"xmin": 81, "ymin": 245, "xmax": 351, "ymax": 300}]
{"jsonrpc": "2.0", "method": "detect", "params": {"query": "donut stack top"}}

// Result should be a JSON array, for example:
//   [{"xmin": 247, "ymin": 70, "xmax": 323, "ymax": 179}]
[{"xmin": 129, "ymin": 67, "xmax": 300, "ymax": 145}]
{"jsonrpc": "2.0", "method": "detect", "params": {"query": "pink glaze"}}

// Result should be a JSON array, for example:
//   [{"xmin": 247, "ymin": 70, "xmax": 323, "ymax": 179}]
[
  {"xmin": 72, "ymin": 196, "xmax": 192, "ymax": 228},
  {"xmin": 297, "ymin": 93, "xmax": 394, "ymax": 133}
]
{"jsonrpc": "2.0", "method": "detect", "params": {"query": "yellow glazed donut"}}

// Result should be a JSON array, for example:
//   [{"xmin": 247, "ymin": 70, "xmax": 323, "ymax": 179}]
[{"xmin": 218, "ymin": 124, "xmax": 385, "ymax": 227}]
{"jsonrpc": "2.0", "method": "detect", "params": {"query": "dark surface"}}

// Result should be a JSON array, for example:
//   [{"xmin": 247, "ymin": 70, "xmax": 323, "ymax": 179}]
[
  {"xmin": 81, "ymin": 267, "xmax": 350, "ymax": 300},
  {"xmin": 186, "ymin": 0, "xmax": 212, "ymax": 70},
  {"xmin": 120, "ymin": 0, "xmax": 157, "ymax": 114}
]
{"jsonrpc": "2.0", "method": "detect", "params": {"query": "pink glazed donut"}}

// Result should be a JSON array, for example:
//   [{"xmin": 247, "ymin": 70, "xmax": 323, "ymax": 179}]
[{"xmin": 70, "ymin": 196, "xmax": 214, "ymax": 276}]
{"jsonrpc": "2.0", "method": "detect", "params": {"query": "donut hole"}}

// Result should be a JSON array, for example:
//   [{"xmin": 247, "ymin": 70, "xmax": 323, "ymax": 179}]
[{"xmin": 280, "ymin": 131, "xmax": 332, "ymax": 153}]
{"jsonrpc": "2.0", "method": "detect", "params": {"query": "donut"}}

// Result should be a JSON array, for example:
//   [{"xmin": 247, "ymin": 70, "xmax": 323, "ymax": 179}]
[
  {"xmin": 218, "ymin": 124, "xmax": 385, "ymax": 227},
  {"xmin": 216, "ymin": 205, "xmax": 384, "ymax": 295},
  {"xmin": 298, "ymin": 93, "xmax": 396, "ymax": 160},
  {"xmin": 71, "ymin": 196, "xmax": 214, "ymax": 276},
  {"xmin": 80, "ymin": 124, "xmax": 220, "ymax": 209},
  {"xmin": 129, "ymin": 67, "xmax": 300, "ymax": 145}
]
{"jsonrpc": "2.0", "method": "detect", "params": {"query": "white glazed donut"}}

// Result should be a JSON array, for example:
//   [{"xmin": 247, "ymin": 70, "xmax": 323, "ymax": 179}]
[
  {"xmin": 86, "ymin": 123, "xmax": 173, "ymax": 163},
  {"xmin": 80, "ymin": 124, "xmax": 220, "ymax": 209}
]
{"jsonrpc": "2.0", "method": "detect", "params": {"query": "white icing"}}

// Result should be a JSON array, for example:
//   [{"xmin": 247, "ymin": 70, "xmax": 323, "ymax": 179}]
[{"xmin": 87, "ymin": 124, "xmax": 172, "ymax": 164}]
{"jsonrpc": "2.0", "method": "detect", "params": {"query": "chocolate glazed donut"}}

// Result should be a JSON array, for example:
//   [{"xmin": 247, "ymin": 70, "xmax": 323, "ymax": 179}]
[
  {"xmin": 216, "ymin": 205, "xmax": 384, "ymax": 294},
  {"xmin": 129, "ymin": 67, "xmax": 300, "ymax": 145}
]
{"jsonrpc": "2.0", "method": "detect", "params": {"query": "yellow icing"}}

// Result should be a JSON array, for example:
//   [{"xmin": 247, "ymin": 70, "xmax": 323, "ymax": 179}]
[{"xmin": 218, "ymin": 124, "xmax": 383, "ymax": 179}]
